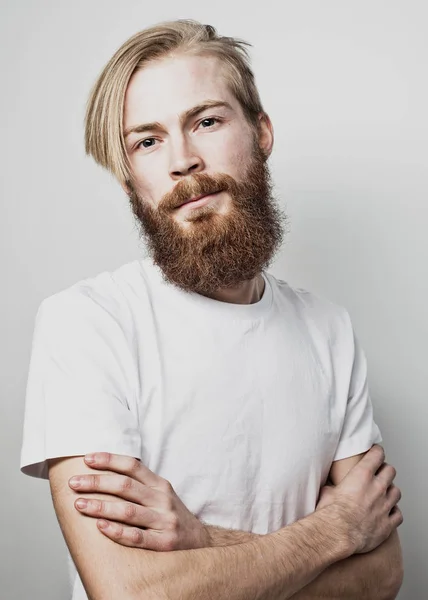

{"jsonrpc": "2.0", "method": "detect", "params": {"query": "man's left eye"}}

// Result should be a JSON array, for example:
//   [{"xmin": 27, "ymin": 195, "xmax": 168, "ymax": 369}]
[{"xmin": 199, "ymin": 117, "xmax": 218, "ymax": 128}]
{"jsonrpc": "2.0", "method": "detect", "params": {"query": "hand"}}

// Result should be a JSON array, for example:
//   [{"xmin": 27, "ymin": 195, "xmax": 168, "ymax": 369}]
[
  {"xmin": 316, "ymin": 445, "xmax": 403, "ymax": 554},
  {"xmin": 68, "ymin": 452, "xmax": 211, "ymax": 551}
]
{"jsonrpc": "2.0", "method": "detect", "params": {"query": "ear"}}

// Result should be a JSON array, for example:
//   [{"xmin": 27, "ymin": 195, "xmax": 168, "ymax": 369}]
[
  {"xmin": 256, "ymin": 112, "xmax": 274, "ymax": 158},
  {"xmin": 121, "ymin": 180, "xmax": 132, "ymax": 196}
]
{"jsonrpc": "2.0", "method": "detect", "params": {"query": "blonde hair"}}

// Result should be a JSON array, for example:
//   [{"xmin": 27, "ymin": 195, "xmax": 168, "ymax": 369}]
[{"xmin": 84, "ymin": 19, "xmax": 264, "ymax": 185}]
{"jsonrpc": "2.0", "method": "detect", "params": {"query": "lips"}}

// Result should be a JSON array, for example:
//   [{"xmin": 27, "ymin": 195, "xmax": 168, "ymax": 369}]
[
  {"xmin": 177, "ymin": 191, "xmax": 220, "ymax": 208},
  {"xmin": 189, "ymin": 193, "xmax": 209, "ymax": 203}
]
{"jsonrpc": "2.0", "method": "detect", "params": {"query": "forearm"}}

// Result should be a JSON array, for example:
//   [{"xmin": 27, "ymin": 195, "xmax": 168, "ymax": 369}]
[
  {"xmin": 289, "ymin": 530, "xmax": 403, "ymax": 600},
  {"xmin": 139, "ymin": 506, "xmax": 352, "ymax": 600},
  {"xmin": 204, "ymin": 523, "xmax": 262, "ymax": 546}
]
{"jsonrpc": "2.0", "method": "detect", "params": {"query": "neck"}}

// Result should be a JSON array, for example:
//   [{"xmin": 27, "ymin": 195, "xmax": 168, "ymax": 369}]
[{"xmin": 199, "ymin": 273, "xmax": 265, "ymax": 305}]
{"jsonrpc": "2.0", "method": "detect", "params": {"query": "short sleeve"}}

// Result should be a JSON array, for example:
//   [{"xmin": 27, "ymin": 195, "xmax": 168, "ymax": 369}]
[
  {"xmin": 333, "ymin": 323, "xmax": 382, "ymax": 461},
  {"xmin": 20, "ymin": 290, "xmax": 142, "ymax": 479}
]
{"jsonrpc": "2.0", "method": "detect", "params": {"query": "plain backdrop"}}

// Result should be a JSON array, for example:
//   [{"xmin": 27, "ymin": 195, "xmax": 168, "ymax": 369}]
[{"xmin": 1, "ymin": 1, "xmax": 427, "ymax": 598}]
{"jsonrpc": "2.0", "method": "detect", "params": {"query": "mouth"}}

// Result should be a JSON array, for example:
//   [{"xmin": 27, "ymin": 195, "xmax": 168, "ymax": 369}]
[{"xmin": 177, "ymin": 191, "xmax": 222, "ymax": 209}]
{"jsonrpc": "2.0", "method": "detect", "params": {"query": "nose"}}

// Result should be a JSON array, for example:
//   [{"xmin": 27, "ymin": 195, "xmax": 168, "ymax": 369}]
[{"xmin": 168, "ymin": 136, "xmax": 205, "ymax": 180}]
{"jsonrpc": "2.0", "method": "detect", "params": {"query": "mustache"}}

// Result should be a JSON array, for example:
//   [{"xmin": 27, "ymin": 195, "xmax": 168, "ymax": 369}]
[{"xmin": 159, "ymin": 173, "xmax": 229, "ymax": 212}]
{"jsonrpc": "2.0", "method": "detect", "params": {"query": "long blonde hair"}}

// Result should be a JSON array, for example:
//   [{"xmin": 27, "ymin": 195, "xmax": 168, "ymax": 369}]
[{"xmin": 84, "ymin": 19, "xmax": 264, "ymax": 185}]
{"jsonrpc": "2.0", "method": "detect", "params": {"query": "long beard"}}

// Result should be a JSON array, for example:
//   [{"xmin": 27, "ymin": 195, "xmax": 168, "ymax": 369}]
[{"xmin": 128, "ymin": 146, "xmax": 286, "ymax": 295}]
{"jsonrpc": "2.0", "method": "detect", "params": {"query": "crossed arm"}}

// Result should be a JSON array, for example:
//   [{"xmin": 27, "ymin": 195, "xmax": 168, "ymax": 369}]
[
  {"xmin": 290, "ymin": 453, "xmax": 403, "ymax": 599},
  {"xmin": 49, "ymin": 451, "xmax": 403, "ymax": 600},
  {"xmin": 203, "ymin": 453, "xmax": 403, "ymax": 600},
  {"xmin": 205, "ymin": 524, "xmax": 402, "ymax": 600}
]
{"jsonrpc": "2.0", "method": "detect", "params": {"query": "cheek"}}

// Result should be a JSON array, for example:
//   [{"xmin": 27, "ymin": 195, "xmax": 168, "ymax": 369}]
[
  {"xmin": 215, "ymin": 128, "xmax": 255, "ymax": 173},
  {"xmin": 216, "ymin": 146, "xmax": 252, "ymax": 178},
  {"xmin": 130, "ymin": 163, "xmax": 168, "ymax": 207}
]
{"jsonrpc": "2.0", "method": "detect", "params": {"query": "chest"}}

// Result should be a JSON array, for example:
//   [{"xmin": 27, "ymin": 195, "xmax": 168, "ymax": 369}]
[{"xmin": 132, "ymin": 310, "xmax": 343, "ymax": 520}]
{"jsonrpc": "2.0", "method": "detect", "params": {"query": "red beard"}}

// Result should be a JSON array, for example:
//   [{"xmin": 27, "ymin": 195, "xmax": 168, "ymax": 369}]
[{"xmin": 128, "ymin": 145, "xmax": 286, "ymax": 295}]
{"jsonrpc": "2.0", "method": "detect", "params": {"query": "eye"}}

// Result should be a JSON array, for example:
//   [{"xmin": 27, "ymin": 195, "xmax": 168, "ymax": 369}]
[
  {"xmin": 199, "ymin": 117, "xmax": 220, "ymax": 129},
  {"xmin": 137, "ymin": 137, "xmax": 157, "ymax": 150}
]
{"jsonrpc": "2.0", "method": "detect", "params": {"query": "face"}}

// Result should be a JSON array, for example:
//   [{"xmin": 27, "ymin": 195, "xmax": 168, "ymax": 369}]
[{"xmin": 123, "ymin": 53, "xmax": 285, "ymax": 294}]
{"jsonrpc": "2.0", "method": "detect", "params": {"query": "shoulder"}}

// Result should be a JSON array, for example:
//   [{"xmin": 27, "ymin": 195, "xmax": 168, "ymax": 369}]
[
  {"xmin": 36, "ymin": 259, "xmax": 146, "ymax": 328},
  {"xmin": 266, "ymin": 272, "xmax": 353, "ymax": 338},
  {"xmin": 40, "ymin": 258, "xmax": 143, "ymax": 305}
]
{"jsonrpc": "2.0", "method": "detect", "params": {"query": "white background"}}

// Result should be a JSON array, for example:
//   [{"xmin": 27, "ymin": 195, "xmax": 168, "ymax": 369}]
[{"xmin": 1, "ymin": 1, "xmax": 426, "ymax": 598}]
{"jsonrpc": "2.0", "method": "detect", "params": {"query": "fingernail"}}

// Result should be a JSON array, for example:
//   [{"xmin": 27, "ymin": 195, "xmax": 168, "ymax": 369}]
[
  {"xmin": 76, "ymin": 499, "xmax": 88, "ymax": 509},
  {"xmin": 69, "ymin": 477, "xmax": 81, "ymax": 488},
  {"xmin": 85, "ymin": 454, "xmax": 95, "ymax": 464},
  {"xmin": 98, "ymin": 520, "xmax": 108, "ymax": 529}
]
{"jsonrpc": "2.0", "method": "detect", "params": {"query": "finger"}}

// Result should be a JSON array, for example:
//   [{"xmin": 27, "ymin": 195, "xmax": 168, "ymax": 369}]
[
  {"xmin": 84, "ymin": 453, "xmax": 160, "ymax": 487},
  {"xmin": 97, "ymin": 519, "xmax": 176, "ymax": 551},
  {"xmin": 376, "ymin": 463, "xmax": 397, "ymax": 487},
  {"xmin": 69, "ymin": 473, "xmax": 163, "ymax": 507},
  {"xmin": 386, "ymin": 484, "xmax": 402, "ymax": 509},
  {"xmin": 389, "ymin": 505, "xmax": 404, "ymax": 528},
  {"xmin": 75, "ymin": 498, "xmax": 165, "ymax": 529},
  {"xmin": 355, "ymin": 444, "xmax": 386, "ymax": 474}
]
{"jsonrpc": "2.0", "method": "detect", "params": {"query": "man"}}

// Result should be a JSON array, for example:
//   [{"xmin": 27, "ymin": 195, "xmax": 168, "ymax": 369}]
[{"xmin": 21, "ymin": 19, "xmax": 403, "ymax": 600}]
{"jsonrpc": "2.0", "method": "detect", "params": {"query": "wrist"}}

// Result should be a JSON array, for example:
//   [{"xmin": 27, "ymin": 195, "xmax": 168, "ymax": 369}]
[
  {"xmin": 319, "ymin": 503, "xmax": 359, "ymax": 558},
  {"xmin": 200, "ymin": 524, "xmax": 213, "ymax": 547},
  {"xmin": 288, "ymin": 504, "xmax": 356, "ymax": 564}
]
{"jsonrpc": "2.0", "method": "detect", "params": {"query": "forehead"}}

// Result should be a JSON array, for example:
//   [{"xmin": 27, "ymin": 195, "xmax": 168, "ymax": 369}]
[{"xmin": 123, "ymin": 54, "xmax": 240, "ymax": 128}]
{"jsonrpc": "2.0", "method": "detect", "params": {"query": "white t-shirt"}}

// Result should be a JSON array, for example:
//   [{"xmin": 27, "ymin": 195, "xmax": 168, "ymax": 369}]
[{"xmin": 21, "ymin": 257, "xmax": 381, "ymax": 599}]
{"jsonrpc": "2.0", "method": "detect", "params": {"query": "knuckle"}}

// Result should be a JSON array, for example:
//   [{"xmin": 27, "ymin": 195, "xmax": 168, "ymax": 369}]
[
  {"xmin": 113, "ymin": 524, "xmax": 124, "ymax": 539},
  {"xmin": 380, "ymin": 461, "xmax": 388, "ymax": 473},
  {"xmin": 160, "ymin": 479, "xmax": 173, "ymax": 493},
  {"xmin": 121, "ymin": 476, "xmax": 134, "ymax": 492},
  {"xmin": 394, "ymin": 508, "xmax": 403, "ymax": 525},
  {"xmin": 117, "ymin": 457, "xmax": 141, "ymax": 477},
  {"xmin": 163, "ymin": 497, "xmax": 174, "ymax": 511},
  {"xmin": 91, "ymin": 475, "xmax": 100, "ymax": 489},
  {"xmin": 383, "ymin": 463, "xmax": 395, "ymax": 479},
  {"xmin": 124, "ymin": 503, "xmax": 137, "ymax": 520},
  {"xmin": 162, "ymin": 534, "xmax": 177, "ymax": 551},
  {"xmin": 376, "ymin": 445, "xmax": 386, "ymax": 462},
  {"xmin": 390, "ymin": 484, "xmax": 401, "ymax": 502},
  {"xmin": 92, "ymin": 499, "xmax": 104, "ymax": 515},
  {"xmin": 100, "ymin": 452, "xmax": 111, "ymax": 465},
  {"xmin": 128, "ymin": 458, "xmax": 141, "ymax": 475},
  {"xmin": 167, "ymin": 513, "xmax": 179, "ymax": 530},
  {"xmin": 130, "ymin": 527, "xmax": 144, "ymax": 545}
]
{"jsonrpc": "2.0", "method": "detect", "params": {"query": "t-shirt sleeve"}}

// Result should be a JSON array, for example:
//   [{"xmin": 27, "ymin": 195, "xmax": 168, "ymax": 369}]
[
  {"xmin": 333, "ymin": 319, "xmax": 382, "ymax": 461},
  {"xmin": 20, "ymin": 290, "xmax": 142, "ymax": 479}
]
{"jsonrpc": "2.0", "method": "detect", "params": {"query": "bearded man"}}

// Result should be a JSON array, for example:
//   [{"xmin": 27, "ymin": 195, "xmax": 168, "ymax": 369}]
[{"xmin": 21, "ymin": 19, "xmax": 403, "ymax": 600}]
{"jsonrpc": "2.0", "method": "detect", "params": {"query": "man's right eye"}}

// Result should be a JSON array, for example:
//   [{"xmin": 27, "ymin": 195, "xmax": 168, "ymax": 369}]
[{"xmin": 137, "ymin": 138, "xmax": 156, "ymax": 149}]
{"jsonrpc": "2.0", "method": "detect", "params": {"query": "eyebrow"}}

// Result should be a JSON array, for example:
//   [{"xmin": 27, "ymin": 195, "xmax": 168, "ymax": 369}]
[{"xmin": 123, "ymin": 100, "xmax": 233, "ymax": 138}]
